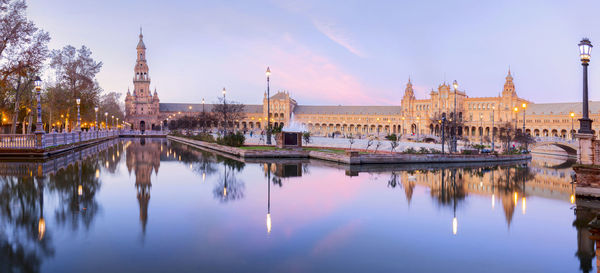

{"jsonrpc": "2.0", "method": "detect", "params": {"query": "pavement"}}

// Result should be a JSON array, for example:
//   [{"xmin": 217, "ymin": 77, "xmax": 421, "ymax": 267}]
[{"xmin": 244, "ymin": 134, "xmax": 450, "ymax": 152}]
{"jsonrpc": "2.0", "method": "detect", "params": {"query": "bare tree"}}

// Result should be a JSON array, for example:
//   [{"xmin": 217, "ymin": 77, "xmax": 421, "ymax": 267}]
[
  {"xmin": 0, "ymin": 0, "xmax": 50, "ymax": 133},
  {"xmin": 49, "ymin": 45, "xmax": 103, "ymax": 130},
  {"xmin": 390, "ymin": 134, "xmax": 399, "ymax": 152},
  {"xmin": 348, "ymin": 133, "xmax": 355, "ymax": 150},
  {"xmin": 211, "ymin": 97, "xmax": 245, "ymax": 135},
  {"xmin": 374, "ymin": 139, "xmax": 382, "ymax": 154},
  {"xmin": 366, "ymin": 138, "xmax": 374, "ymax": 151}
]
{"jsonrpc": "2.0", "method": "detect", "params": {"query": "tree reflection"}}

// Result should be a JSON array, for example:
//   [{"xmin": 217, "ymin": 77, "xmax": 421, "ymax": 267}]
[
  {"xmin": 49, "ymin": 158, "xmax": 102, "ymax": 231},
  {"xmin": 213, "ymin": 160, "xmax": 245, "ymax": 203},
  {"xmin": 0, "ymin": 176, "xmax": 54, "ymax": 273}
]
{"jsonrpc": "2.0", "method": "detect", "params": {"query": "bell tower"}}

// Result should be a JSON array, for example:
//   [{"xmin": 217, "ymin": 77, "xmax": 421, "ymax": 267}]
[
  {"xmin": 125, "ymin": 28, "xmax": 160, "ymax": 131},
  {"xmin": 134, "ymin": 28, "xmax": 150, "ymax": 99}
]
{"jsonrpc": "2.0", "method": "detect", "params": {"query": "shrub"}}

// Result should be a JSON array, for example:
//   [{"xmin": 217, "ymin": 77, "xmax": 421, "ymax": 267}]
[
  {"xmin": 461, "ymin": 150, "xmax": 477, "ymax": 155},
  {"xmin": 418, "ymin": 147, "xmax": 429, "ymax": 154},
  {"xmin": 429, "ymin": 148, "xmax": 441, "ymax": 154},
  {"xmin": 302, "ymin": 132, "xmax": 311, "ymax": 144},
  {"xmin": 385, "ymin": 134, "xmax": 397, "ymax": 141},
  {"xmin": 191, "ymin": 133, "xmax": 215, "ymax": 142},
  {"xmin": 217, "ymin": 132, "xmax": 246, "ymax": 147},
  {"xmin": 404, "ymin": 147, "xmax": 417, "ymax": 154}
]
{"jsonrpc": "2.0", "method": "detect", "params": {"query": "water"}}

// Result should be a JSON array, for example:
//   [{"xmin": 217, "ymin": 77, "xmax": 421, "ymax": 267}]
[
  {"xmin": 0, "ymin": 138, "xmax": 590, "ymax": 273},
  {"xmin": 282, "ymin": 113, "xmax": 307, "ymax": 132}
]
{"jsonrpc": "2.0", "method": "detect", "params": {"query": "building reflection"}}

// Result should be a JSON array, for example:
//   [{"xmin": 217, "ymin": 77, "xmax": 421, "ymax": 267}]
[
  {"xmin": 574, "ymin": 203, "xmax": 596, "ymax": 273},
  {"xmin": 126, "ymin": 138, "xmax": 162, "ymax": 235}
]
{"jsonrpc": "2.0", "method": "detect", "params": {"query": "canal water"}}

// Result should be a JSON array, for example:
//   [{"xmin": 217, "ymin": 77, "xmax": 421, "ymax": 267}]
[{"xmin": 0, "ymin": 138, "xmax": 589, "ymax": 273}]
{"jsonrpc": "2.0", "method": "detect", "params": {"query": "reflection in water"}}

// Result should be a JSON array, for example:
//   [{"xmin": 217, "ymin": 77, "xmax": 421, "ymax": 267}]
[
  {"xmin": 0, "ymin": 140, "xmax": 120, "ymax": 272},
  {"xmin": 0, "ymin": 139, "xmax": 590, "ymax": 272},
  {"xmin": 125, "ymin": 138, "xmax": 161, "ymax": 235}
]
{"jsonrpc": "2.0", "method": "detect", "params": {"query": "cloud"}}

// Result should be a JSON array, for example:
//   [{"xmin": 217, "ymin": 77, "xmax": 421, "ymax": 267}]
[
  {"xmin": 312, "ymin": 19, "xmax": 366, "ymax": 58},
  {"xmin": 269, "ymin": 35, "xmax": 379, "ymax": 104}
]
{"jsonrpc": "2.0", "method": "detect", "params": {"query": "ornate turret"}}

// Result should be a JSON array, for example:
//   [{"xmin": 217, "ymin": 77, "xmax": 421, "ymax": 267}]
[
  {"xmin": 502, "ymin": 68, "xmax": 516, "ymax": 96},
  {"xmin": 137, "ymin": 27, "xmax": 146, "ymax": 50},
  {"xmin": 403, "ymin": 78, "xmax": 415, "ymax": 100},
  {"xmin": 153, "ymin": 88, "xmax": 159, "ymax": 102}
]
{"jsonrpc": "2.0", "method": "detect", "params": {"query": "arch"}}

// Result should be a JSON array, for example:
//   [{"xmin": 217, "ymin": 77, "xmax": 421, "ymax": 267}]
[
  {"xmin": 534, "ymin": 129, "xmax": 540, "ymax": 136},
  {"xmin": 551, "ymin": 129, "xmax": 558, "ymax": 137},
  {"xmin": 140, "ymin": 120, "xmax": 146, "ymax": 132}
]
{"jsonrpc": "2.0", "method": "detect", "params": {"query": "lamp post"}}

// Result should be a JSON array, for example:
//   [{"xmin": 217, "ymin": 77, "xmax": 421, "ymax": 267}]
[
  {"xmin": 570, "ymin": 112, "xmax": 575, "ymax": 139},
  {"xmin": 266, "ymin": 67, "xmax": 272, "ymax": 145},
  {"xmin": 441, "ymin": 117, "xmax": 446, "ymax": 154},
  {"xmin": 111, "ymin": 115, "xmax": 114, "ymax": 129},
  {"xmin": 416, "ymin": 116, "xmax": 420, "ymax": 139},
  {"xmin": 222, "ymin": 87, "xmax": 227, "ymax": 135},
  {"xmin": 34, "ymin": 76, "xmax": 44, "ymax": 134},
  {"xmin": 104, "ymin": 112, "xmax": 108, "ymax": 130},
  {"xmin": 479, "ymin": 113, "xmax": 483, "ymax": 147},
  {"xmin": 116, "ymin": 117, "xmax": 119, "ymax": 130},
  {"xmin": 94, "ymin": 107, "xmax": 98, "ymax": 131},
  {"xmin": 401, "ymin": 116, "xmax": 405, "ymax": 138},
  {"xmin": 201, "ymin": 98, "xmax": 205, "ymax": 131},
  {"xmin": 522, "ymin": 103, "xmax": 528, "ymax": 151},
  {"xmin": 513, "ymin": 107, "xmax": 518, "ymax": 131},
  {"xmin": 76, "ymin": 98, "xmax": 81, "ymax": 131},
  {"xmin": 452, "ymin": 80, "xmax": 458, "ymax": 153},
  {"xmin": 492, "ymin": 106, "xmax": 495, "ymax": 153},
  {"xmin": 578, "ymin": 38, "xmax": 593, "ymax": 134},
  {"xmin": 521, "ymin": 103, "xmax": 527, "ymax": 133}
]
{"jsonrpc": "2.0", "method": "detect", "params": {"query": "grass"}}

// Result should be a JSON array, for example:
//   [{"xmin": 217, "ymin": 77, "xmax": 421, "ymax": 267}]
[{"xmin": 239, "ymin": 146, "xmax": 281, "ymax": 150}]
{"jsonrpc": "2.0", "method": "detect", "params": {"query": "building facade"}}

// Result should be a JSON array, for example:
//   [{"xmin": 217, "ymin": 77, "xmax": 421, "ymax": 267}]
[
  {"xmin": 126, "ymin": 32, "xmax": 600, "ymax": 140},
  {"xmin": 124, "ymin": 30, "xmax": 161, "ymax": 131}
]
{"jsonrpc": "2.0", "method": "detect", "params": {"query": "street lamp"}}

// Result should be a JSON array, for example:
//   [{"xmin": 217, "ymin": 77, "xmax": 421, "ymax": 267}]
[
  {"xmin": 116, "ymin": 117, "xmax": 119, "ymax": 129},
  {"xmin": 94, "ymin": 107, "xmax": 98, "ymax": 131},
  {"xmin": 266, "ymin": 67, "xmax": 272, "ymax": 145},
  {"xmin": 441, "ymin": 117, "xmax": 446, "ymax": 154},
  {"xmin": 111, "ymin": 115, "xmax": 114, "ymax": 129},
  {"xmin": 104, "ymin": 112, "xmax": 108, "ymax": 130},
  {"xmin": 521, "ymin": 103, "xmax": 527, "ymax": 133},
  {"xmin": 513, "ymin": 107, "xmax": 518, "ymax": 131},
  {"xmin": 222, "ymin": 87, "xmax": 227, "ymax": 135},
  {"xmin": 479, "ymin": 113, "xmax": 483, "ymax": 147},
  {"xmin": 416, "ymin": 116, "xmax": 420, "ymax": 138},
  {"xmin": 452, "ymin": 80, "xmax": 458, "ymax": 153},
  {"xmin": 492, "ymin": 106, "xmax": 495, "ymax": 153},
  {"xmin": 401, "ymin": 116, "xmax": 405, "ymax": 138},
  {"xmin": 76, "ymin": 98, "xmax": 81, "ymax": 131},
  {"xmin": 34, "ymin": 76, "xmax": 44, "ymax": 134},
  {"xmin": 570, "ymin": 112, "xmax": 575, "ymax": 139},
  {"xmin": 578, "ymin": 38, "xmax": 593, "ymax": 134}
]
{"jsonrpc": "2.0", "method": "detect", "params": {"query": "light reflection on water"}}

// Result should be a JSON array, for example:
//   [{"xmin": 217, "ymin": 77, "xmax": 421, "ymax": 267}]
[{"xmin": 0, "ymin": 138, "xmax": 592, "ymax": 272}]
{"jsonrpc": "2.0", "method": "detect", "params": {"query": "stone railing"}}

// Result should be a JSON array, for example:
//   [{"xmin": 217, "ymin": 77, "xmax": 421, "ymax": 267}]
[
  {"xmin": 534, "ymin": 136, "xmax": 577, "ymax": 144},
  {"xmin": 0, "ymin": 134, "xmax": 36, "ymax": 148},
  {"xmin": 0, "ymin": 130, "xmax": 119, "ymax": 150}
]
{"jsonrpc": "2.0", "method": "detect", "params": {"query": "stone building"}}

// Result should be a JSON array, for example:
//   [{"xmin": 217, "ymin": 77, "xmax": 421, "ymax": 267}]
[
  {"xmin": 124, "ymin": 29, "xmax": 161, "ymax": 131},
  {"xmin": 125, "ymin": 31, "xmax": 600, "ymax": 140}
]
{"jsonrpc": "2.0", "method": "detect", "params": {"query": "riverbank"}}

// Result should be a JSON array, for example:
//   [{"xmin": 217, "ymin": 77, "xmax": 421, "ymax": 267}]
[{"xmin": 168, "ymin": 135, "xmax": 531, "ymax": 165}]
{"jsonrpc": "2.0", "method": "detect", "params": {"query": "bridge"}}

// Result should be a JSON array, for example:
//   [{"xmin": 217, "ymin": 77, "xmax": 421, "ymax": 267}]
[{"xmin": 530, "ymin": 137, "xmax": 579, "ymax": 157}]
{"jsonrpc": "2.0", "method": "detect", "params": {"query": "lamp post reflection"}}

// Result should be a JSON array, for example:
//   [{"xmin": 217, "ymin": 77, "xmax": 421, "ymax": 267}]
[
  {"xmin": 452, "ymin": 169, "xmax": 458, "ymax": 235},
  {"xmin": 38, "ymin": 177, "xmax": 45, "ymax": 240},
  {"xmin": 267, "ymin": 162, "xmax": 272, "ymax": 234}
]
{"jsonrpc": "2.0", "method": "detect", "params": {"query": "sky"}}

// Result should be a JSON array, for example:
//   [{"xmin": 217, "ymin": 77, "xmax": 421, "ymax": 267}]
[{"xmin": 27, "ymin": 0, "xmax": 600, "ymax": 106}]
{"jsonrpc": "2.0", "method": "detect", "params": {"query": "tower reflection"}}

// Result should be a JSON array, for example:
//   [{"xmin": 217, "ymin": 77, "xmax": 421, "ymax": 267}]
[{"xmin": 126, "ymin": 138, "xmax": 162, "ymax": 236}]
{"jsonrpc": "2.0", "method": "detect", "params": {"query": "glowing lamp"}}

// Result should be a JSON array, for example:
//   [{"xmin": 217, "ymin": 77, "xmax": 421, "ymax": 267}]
[
  {"xmin": 34, "ymin": 76, "xmax": 42, "ymax": 90},
  {"xmin": 579, "ymin": 38, "xmax": 593, "ymax": 62}
]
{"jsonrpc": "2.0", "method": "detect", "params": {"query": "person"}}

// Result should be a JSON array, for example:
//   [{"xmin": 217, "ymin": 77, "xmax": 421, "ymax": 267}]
[{"xmin": 250, "ymin": 131, "xmax": 253, "ymax": 137}]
